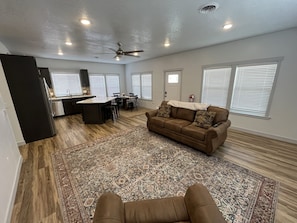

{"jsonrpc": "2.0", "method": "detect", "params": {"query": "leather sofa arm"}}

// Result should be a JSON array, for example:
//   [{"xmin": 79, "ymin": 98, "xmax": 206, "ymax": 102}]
[
  {"xmin": 205, "ymin": 120, "xmax": 231, "ymax": 139},
  {"xmin": 93, "ymin": 192, "xmax": 125, "ymax": 223},
  {"xmin": 125, "ymin": 196, "xmax": 189, "ymax": 223},
  {"xmin": 145, "ymin": 110, "xmax": 158, "ymax": 120},
  {"xmin": 184, "ymin": 184, "xmax": 227, "ymax": 223}
]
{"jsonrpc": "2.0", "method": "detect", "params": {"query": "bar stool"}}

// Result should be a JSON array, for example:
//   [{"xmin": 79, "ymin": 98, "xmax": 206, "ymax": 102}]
[{"xmin": 105, "ymin": 105, "xmax": 118, "ymax": 122}]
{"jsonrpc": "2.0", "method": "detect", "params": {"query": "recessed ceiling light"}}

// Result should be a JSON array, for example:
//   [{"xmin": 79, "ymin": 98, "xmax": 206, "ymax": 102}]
[
  {"xmin": 58, "ymin": 51, "xmax": 63, "ymax": 55},
  {"xmin": 65, "ymin": 41, "xmax": 72, "ymax": 46},
  {"xmin": 223, "ymin": 24, "xmax": 233, "ymax": 30},
  {"xmin": 164, "ymin": 42, "xmax": 170, "ymax": 47},
  {"xmin": 80, "ymin": 19, "xmax": 90, "ymax": 25}
]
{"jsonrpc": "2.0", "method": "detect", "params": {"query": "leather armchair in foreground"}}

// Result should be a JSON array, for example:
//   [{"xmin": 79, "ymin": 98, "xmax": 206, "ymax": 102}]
[{"xmin": 93, "ymin": 183, "xmax": 227, "ymax": 223}]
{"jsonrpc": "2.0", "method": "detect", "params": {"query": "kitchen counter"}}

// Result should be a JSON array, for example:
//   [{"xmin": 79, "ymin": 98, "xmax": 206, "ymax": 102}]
[
  {"xmin": 76, "ymin": 96, "xmax": 116, "ymax": 104},
  {"xmin": 50, "ymin": 95, "xmax": 96, "ymax": 117},
  {"xmin": 49, "ymin": 95, "xmax": 94, "ymax": 101},
  {"xmin": 76, "ymin": 96, "xmax": 116, "ymax": 124}
]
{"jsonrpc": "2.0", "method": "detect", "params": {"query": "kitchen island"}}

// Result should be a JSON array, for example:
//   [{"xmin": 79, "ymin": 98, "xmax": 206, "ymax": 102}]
[{"xmin": 76, "ymin": 97, "xmax": 116, "ymax": 124}]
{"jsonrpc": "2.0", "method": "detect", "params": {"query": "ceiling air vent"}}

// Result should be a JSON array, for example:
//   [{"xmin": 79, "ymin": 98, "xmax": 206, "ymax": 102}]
[{"xmin": 199, "ymin": 3, "xmax": 219, "ymax": 14}]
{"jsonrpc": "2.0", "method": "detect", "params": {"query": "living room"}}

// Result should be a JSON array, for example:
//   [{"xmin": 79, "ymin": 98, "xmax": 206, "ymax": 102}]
[{"xmin": 1, "ymin": 1, "xmax": 297, "ymax": 223}]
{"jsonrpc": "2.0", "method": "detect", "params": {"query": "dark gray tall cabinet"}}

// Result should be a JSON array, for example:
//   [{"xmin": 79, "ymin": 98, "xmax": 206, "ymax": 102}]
[{"xmin": 0, "ymin": 54, "xmax": 56, "ymax": 143}]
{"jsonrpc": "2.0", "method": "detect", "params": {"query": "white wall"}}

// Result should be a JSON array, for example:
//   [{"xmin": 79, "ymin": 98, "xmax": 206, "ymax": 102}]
[
  {"xmin": 0, "ymin": 84, "xmax": 22, "ymax": 223},
  {"xmin": 36, "ymin": 58, "xmax": 126, "ymax": 93},
  {"xmin": 0, "ymin": 42, "xmax": 25, "ymax": 145},
  {"xmin": 126, "ymin": 28, "xmax": 297, "ymax": 143}
]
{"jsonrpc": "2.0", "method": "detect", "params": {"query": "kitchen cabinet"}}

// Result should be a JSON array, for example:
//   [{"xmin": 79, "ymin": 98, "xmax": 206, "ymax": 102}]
[
  {"xmin": 79, "ymin": 69, "xmax": 90, "ymax": 87},
  {"xmin": 60, "ymin": 95, "xmax": 95, "ymax": 115}
]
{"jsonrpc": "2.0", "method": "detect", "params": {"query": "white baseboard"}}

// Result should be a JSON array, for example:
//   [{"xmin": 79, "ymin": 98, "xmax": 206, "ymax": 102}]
[
  {"xmin": 17, "ymin": 140, "xmax": 26, "ymax": 146},
  {"xmin": 230, "ymin": 126, "xmax": 297, "ymax": 145},
  {"xmin": 5, "ymin": 155, "xmax": 23, "ymax": 223}
]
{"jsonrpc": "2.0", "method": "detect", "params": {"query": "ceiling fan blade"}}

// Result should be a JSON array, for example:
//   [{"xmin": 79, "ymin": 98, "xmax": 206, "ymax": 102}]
[
  {"xmin": 108, "ymin": 48, "xmax": 117, "ymax": 53},
  {"xmin": 96, "ymin": 52, "xmax": 115, "ymax": 54},
  {"xmin": 124, "ymin": 54, "xmax": 140, "ymax": 57},
  {"xmin": 124, "ymin": 50, "xmax": 144, "ymax": 54}
]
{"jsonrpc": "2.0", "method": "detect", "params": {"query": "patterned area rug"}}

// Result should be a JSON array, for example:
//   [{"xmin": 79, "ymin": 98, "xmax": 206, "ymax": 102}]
[{"xmin": 52, "ymin": 127, "xmax": 278, "ymax": 223}]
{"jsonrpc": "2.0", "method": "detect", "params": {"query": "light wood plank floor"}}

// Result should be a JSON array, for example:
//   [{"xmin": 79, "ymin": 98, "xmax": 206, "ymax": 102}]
[{"xmin": 11, "ymin": 108, "xmax": 297, "ymax": 223}]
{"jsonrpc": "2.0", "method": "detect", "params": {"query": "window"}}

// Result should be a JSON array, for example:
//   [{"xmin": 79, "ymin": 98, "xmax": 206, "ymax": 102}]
[
  {"xmin": 168, "ymin": 74, "xmax": 179, "ymax": 83},
  {"xmin": 131, "ymin": 72, "xmax": 152, "ymax": 100},
  {"xmin": 89, "ymin": 75, "xmax": 106, "ymax": 97},
  {"xmin": 132, "ymin": 74, "xmax": 141, "ymax": 97},
  {"xmin": 89, "ymin": 74, "xmax": 120, "ymax": 97},
  {"xmin": 201, "ymin": 58, "xmax": 282, "ymax": 118},
  {"xmin": 106, "ymin": 75, "xmax": 120, "ymax": 97},
  {"xmin": 202, "ymin": 67, "xmax": 231, "ymax": 108},
  {"xmin": 51, "ymin": 72, "xmax": 82, "ymax": 97}
]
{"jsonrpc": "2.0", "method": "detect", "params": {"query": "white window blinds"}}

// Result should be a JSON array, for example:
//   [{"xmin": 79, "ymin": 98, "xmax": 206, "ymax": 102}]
[
  {"xmin": 201, "ymin": 59, "xmax": 281, "ymax": 118},
  {"xmin": 106, "ymin": 75, "xmax": 120, "ymax": 97},
  {"xmin": 132, "ymin": 74, "xmax": 141, "ymax": 97},
  {"xmin": 89, "ymin": 74, "xmax": 120, "ymax": 97},
  {"xmin": 141, "ymin": 73, "xmax": 152, "ymax": 100},
  {"xmin": 131, "ymin": 73, "xmax": 152, "ymax": 100},
  {"xmin": 230, "ymin": 64, "xmax": 277, "ymax": 117},
  {"xmin": 89, "ymin": 75, "xmax": 106, "ymax": 97},
  {"xmin": 201, "ymin": 67, "xmax": 231, "ymax": 108},
  {"xmin": 51, "ymin": 73, "xmax": 82, "ymax": 97}
]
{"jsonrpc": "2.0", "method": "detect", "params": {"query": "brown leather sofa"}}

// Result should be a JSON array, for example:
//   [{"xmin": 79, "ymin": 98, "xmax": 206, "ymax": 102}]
[
  {"xmin": 93, "ymin": 183, "xmax": 226, "ymax": 223},
  {"xmin": 145, "ymin": 101, "xmax": 231, "ymax": 155}
]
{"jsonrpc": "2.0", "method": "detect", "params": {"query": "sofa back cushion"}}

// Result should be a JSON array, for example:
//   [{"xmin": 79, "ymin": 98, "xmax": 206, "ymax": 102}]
[
  {"xmin": 172, "ymin": 107, "xmax": 196, "ymax": 122},
  {"xmin": 161, "ymin": 101, "xmax": 196, "ymax": 122},
  {"xmin": 208, "ymin": 106, "xmax": 229, "ymax": 124}
]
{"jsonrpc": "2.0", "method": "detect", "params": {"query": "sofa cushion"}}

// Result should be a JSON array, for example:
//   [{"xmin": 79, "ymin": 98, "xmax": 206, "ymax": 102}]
[
  {"xmin": 182, "ymin": 124, "xmax": 206, "ymax": 141},
  {"xmin": 193, "ymin": 111, "xmax": 216, "ymax": 129},
  {"xmin": 157, "ymin": 105, "xmax": 171, "ymax": 118},
  {"xmin": 150, "ymin": 117, "xmax": 171, "ymax": 128},
  {"xmin": 164, "ymin": 119, "xmax": 192, "ymax": 132},
  {"xmin": 171, "ymin": 107, "xmax": 196, "ymax": 122},
  {"xmin": 208, "ymin": 106, "xmax": 229, "ymax": 124}
]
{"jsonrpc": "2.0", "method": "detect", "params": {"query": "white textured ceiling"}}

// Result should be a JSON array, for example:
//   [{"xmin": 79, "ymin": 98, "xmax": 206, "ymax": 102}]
[{"xmin": 0, "ymin": 0, "xmax": 297, "ymax": 64}]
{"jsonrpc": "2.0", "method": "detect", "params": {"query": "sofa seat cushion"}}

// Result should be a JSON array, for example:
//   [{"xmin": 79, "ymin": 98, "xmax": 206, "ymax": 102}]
[
  {"xmin": 182, "ymin": 124, "xmax": 207, "ymax": 141},
  {"xmin": 150, "ymin": 117, "xmax": 173, "ymax": 128},
  {"xmin": 164, "ymin": 119, "xmax": 192, "ymax": 132}
]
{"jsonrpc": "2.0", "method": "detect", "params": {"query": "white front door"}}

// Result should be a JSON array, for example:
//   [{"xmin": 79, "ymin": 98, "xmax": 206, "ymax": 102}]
[{"xmin": 164, "ymin": 70, "xmax": 181, "ymax": 101}]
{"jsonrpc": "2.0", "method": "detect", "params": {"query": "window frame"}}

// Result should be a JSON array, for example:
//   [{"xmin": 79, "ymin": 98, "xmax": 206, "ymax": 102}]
[
  {"xmin": 201, "ymin": 57, "xmax": 283, "ymax": 119},
  {"xmin": 131, "ymin": 72, "xmax": 153, "ymax": 100}
]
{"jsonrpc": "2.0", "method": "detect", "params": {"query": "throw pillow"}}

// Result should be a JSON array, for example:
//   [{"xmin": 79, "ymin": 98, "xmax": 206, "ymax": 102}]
[
  {"xmin": 157, "ymin": 105, "xmax": 171, "ymax": 118},
  {"xmin": 193, "ymin": 110, "xmax": 216, "ymax": 129}
]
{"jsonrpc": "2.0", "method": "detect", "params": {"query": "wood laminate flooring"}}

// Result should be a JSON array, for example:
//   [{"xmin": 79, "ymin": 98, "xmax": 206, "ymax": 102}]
[{"xmin": 11, "ymin": 108, "xmax": 297, "ymax": 223}]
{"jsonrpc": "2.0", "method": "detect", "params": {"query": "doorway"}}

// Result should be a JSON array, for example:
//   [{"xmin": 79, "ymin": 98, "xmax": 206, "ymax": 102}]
[{"xmin": 164, "ymin": 70, "xmax": 182, "ymax": 101}]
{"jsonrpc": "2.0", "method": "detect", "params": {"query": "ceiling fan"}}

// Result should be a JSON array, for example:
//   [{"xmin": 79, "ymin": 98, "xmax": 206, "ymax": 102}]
[{"xmin": 109, "ymin": 42, "xmax": 144, "ymax": 59}]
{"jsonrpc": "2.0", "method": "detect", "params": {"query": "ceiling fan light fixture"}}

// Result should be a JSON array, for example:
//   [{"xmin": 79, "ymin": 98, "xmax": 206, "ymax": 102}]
[
  {"xmin": 164, "ymin": 42, "xmax": 170, "ymax": 47},
  {"xmin": 199, "ymin": 3, "xmax": 219, "ymax": 14},
  {"xmin": 80, "ymin": 19, "xmax": 91, "ymax": 25},
  {"xmin": 115, "ymin": 56, "xmax": 120, "ymax": 61},
  {"xmin": 223, "ymin": 23, "xmax": 233, "ymax": 30}
]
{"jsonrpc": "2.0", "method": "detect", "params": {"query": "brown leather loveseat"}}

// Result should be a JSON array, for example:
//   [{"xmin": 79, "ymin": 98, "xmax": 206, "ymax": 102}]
[
  {"xmin": 93, "ymin": 183, "xmax": 226, "ymax": 223},
  {"xmin": 146, "ymin": 101, "xmax": 231, "ymax": 155}
]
